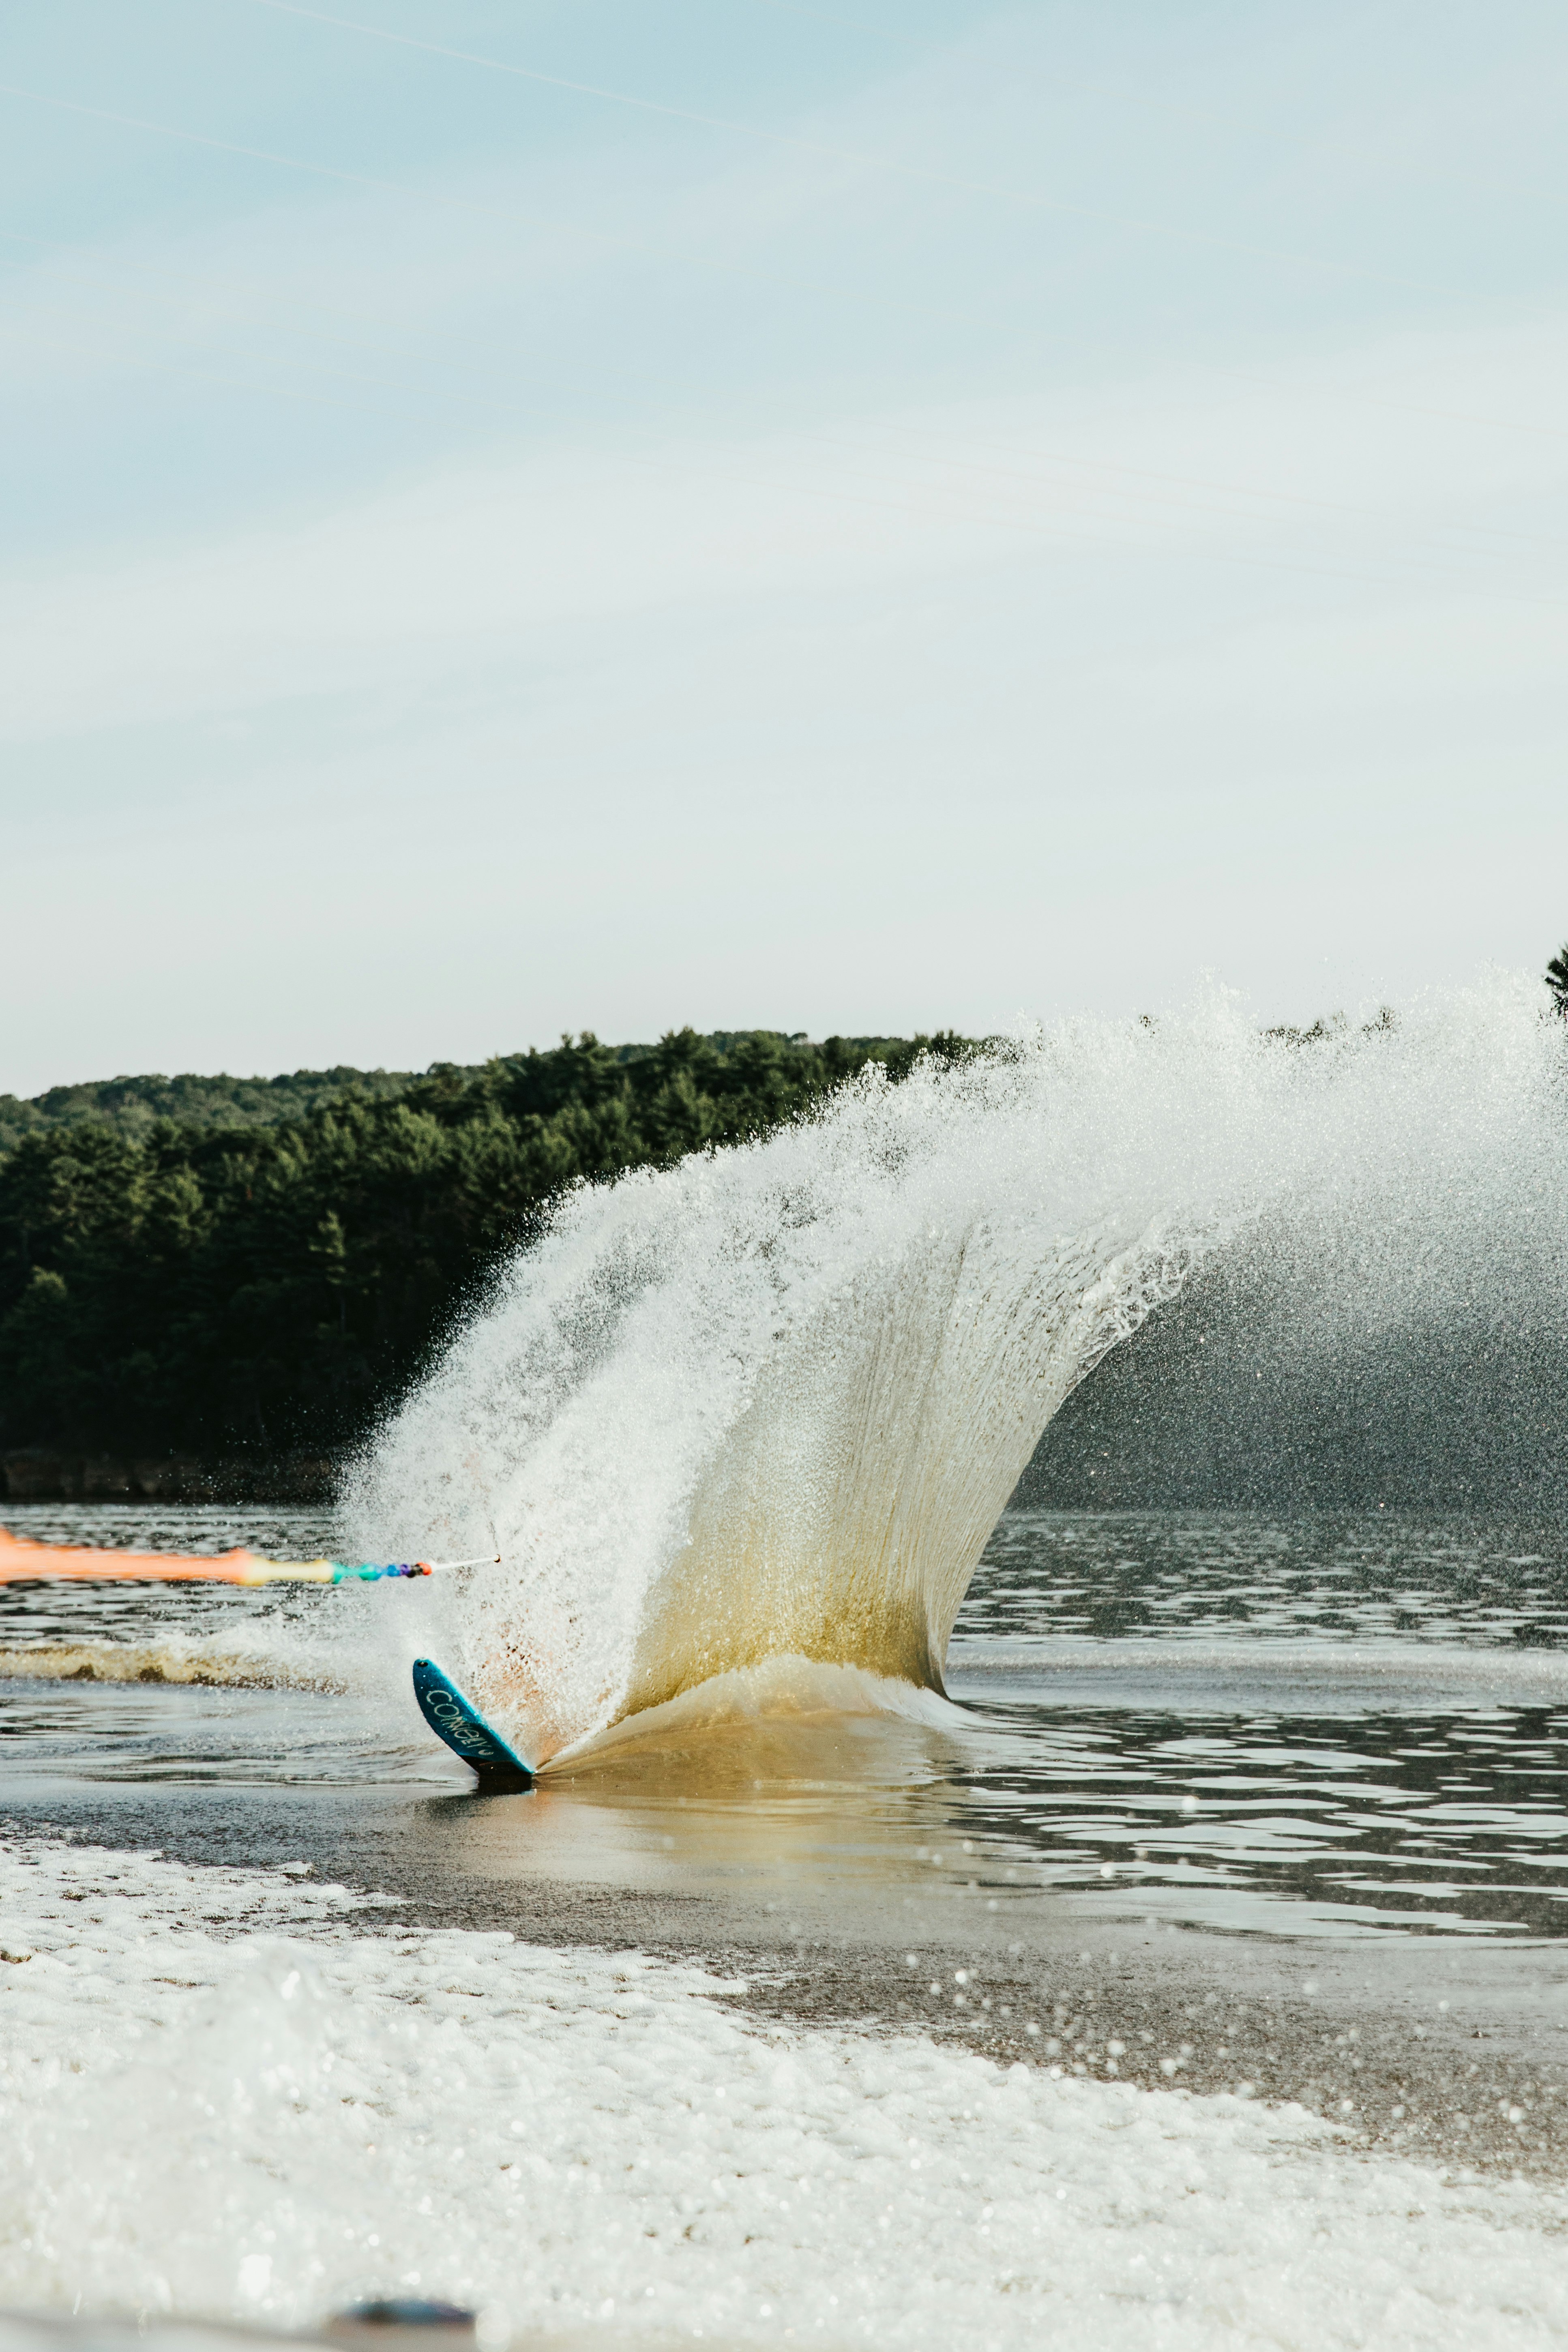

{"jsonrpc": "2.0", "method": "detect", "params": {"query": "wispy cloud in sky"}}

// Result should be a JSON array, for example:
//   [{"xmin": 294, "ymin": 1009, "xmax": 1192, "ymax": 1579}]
[{"xmin": 2, "ymin": 0, "xmax": 1566, "ymax": 1085}]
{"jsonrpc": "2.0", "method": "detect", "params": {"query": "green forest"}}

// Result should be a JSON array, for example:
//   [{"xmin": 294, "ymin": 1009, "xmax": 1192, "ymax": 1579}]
[
  {"xmin": 0, "ymin": 1065, "xmax": 420, "ymax": 1156},
  {"xmin": 0, "ymin": 1029, "xmax": 972, "ymax": 1474}
]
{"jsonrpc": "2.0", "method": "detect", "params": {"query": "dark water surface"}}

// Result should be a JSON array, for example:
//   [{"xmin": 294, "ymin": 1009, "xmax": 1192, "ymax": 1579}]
[{"xmin": 951, "ymin": 1512, "xmax": 1568, "ymax": 1942}]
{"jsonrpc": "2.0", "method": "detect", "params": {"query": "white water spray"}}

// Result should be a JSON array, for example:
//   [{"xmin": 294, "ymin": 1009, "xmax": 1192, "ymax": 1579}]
[{"xmin": 345, "ymin": 980, "xmax": 1567, "ymax": 1762}]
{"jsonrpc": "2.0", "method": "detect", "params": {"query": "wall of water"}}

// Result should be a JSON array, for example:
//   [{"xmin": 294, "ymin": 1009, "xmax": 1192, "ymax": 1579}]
[{"xmin": 343, "ymin": 979, "xmax": 1568, "ymax": 1758}]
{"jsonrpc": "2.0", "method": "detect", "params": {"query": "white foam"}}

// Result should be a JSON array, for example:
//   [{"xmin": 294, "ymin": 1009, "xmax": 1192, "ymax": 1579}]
[
  {"xmin": 3, "ymin": 1840, "xmax": 1567, "ymax": 2349},
  {"xmin": 0, "ymin": 1639, "xmax": 349, "ymax": 1692}
]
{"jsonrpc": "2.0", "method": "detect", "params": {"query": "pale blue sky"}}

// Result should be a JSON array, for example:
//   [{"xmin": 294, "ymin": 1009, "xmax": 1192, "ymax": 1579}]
[{"xmin": 3, "ymin": 0, "xmax": 1566, "ymax": 1088}]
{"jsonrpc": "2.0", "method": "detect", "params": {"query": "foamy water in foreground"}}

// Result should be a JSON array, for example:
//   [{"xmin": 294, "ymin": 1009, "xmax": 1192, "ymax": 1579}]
[{"xmin": 2, "ymin": 1839, "xmax": 1567, "ymax": 2351}]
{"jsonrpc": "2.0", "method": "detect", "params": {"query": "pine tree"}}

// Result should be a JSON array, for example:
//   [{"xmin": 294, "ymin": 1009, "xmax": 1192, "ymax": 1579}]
[{"xmin": 1547, "ymin": 946, "xmax": 1568, "ymax": 1015}]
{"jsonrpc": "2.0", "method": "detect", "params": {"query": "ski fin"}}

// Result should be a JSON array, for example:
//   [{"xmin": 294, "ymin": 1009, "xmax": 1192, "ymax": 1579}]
[{"xmin": 412, "ymin": 1657, "xmax": 536, "ymax": 1792}]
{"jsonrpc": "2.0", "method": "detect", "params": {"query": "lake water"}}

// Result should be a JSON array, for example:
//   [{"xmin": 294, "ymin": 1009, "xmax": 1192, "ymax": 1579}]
[{"xmin": 6, "ymin": 1502, "xmax": 1567, "ymax": 1947}]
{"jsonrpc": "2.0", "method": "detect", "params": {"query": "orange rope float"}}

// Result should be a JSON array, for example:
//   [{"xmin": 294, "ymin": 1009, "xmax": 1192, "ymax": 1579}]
[{"xmin": 0, "ymin": 1529, "xmax": 496, "ymax": 1585}]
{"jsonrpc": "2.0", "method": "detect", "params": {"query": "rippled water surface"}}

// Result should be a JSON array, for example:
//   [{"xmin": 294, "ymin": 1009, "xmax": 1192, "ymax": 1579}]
[{"xmin": 5, "ymin": 1504, "xmax": 1568, "ymax": 1943}]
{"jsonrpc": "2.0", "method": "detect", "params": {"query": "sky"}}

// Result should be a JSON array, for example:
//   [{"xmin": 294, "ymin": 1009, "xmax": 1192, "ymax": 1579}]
[{"xmin": 2, "ymin": 0, "xmax": 1566, "ymax": 1089}]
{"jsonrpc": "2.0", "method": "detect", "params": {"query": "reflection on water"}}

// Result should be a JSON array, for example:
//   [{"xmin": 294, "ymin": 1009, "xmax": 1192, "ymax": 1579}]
[
  {"xmin": 0, "ymin": 1505, "xmax": 341, "ymax": 1559},
  {"xmin": 945, "ymin": 1690, "xmax": 1568, "ymax": 1940},
  {"xmin": 449, "ymin": 1698, "xmax": 974, "ymax": 1902},
  {"xmin": 5, "ymin": 1504, "xmax": 1568, "ymax": 1943},
  {"xmin": 0, "ymin": 1678, "xmax": 440, "ymax": 1786},
  {"xmin": 963, "ymin": 1510, "xmax": 1568, "ymax": 1649}
]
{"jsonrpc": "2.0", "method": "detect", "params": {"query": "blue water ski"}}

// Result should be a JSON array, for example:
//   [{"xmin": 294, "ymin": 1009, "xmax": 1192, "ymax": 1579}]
[{"xmin": 412, "ymin": 1657, "xmax": 536, "ymax": 1791}]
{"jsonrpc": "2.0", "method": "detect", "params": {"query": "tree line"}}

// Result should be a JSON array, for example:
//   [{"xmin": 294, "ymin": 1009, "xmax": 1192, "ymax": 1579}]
[
  {"xmin": 0, "ymin": 1063, "xmax": 418, "ymax": 1156},
  {"xmin": 0, "ymin": 1030, "xmax": 973, "ymax": 1464}
]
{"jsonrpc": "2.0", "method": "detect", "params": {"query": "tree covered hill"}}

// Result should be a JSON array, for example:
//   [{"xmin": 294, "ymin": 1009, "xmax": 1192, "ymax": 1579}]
[
  {"xmin": 0, "ymin": 1029, "xmax": 970, "ymax": 1469},
  {"xmin": 0, "ymin": 1032, "xmax": 882, "ymax": 1153},
  {"xmin": 0, "ymin": 1066, "xmax": 421, "ymax": 1156}
]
